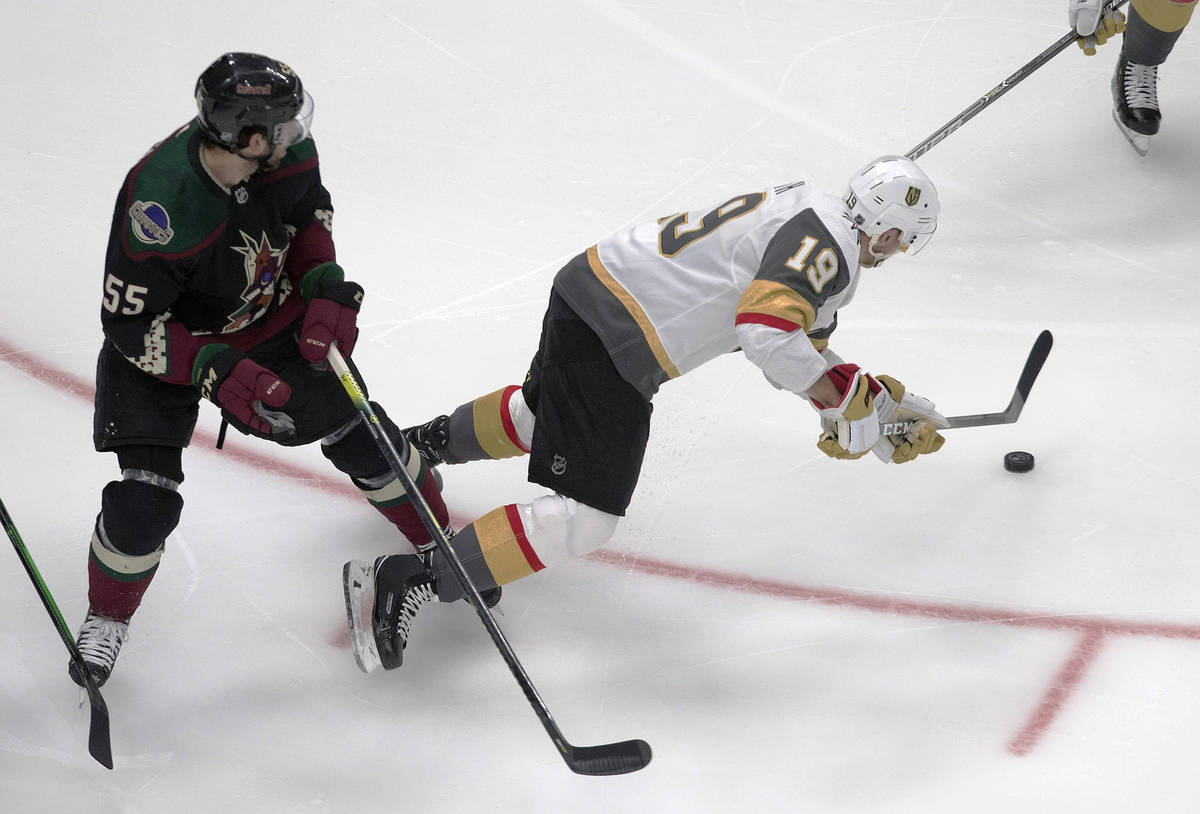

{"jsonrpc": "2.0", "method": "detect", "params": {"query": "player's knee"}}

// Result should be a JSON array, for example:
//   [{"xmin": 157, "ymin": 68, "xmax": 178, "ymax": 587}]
[
  {"xmin": 99, "ymin": 475, "xmax": 184, "ymax": 557},
  {"xmin": 321, "ymin": 404, "xmax": 415, "ymax": 480},
  {"xmin": 525, "ymin": 494, "xmax": 619, "ymax": 560}
]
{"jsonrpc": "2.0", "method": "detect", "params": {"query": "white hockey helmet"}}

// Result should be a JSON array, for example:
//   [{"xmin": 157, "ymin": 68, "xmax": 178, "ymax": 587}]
[{"xmin": 844, "ymin": 155, "xmax": 939, "ymax": 255}]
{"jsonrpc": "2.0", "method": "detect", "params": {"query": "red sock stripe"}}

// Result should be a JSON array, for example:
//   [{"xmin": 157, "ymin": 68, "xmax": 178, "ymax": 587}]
[
  {"xmin": 504, "ymin": 503, "xmax": 544, "ymax": 571},
  {"xmin": 499, "ymin": 385, "xmax": 531, "ymax": 453}
]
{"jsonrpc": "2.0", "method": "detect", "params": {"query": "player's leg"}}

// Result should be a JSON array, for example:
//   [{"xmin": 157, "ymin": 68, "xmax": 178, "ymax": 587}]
[
  {"xmin": 345, "ymin": 291, "xmax": 650, "ymax": 672},
  {"xmin": 76, "ymin": 341, "xmax": 197, "ymax": 687},
  {"xmin": 403, "ymin": 384, "xmax": 533, "ymax": 466},
  {"xmin": 320, "ymin": 401, "xmax": 449, "ymax": 549},
  {"xmin": 1113, "ymin": 0, "xmax": 1197, "ymax": 148}
]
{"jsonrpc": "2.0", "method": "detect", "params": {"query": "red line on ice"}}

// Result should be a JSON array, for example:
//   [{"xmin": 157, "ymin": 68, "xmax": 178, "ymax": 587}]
[
  {"xmin": 1006, "ymin": 628, "xmax": 1106, "ymax": 756},
  {"xmin": 6, "ymin": 340, "xmax": 1196, "ymax": 755}
]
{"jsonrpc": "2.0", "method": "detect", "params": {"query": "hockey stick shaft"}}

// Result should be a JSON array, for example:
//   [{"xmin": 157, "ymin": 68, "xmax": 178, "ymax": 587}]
[
  {"xmin": 326, "ymin": 345, "xmax": 651, "ymax": 776},
  {"xmin": 944, "ymin": 330, "xmax": 1053, "ymax": 429},
  {"xmin": 1, "ymin": 497, "xmax": 113, "ymax": 770},
  {"xmin": 906, "ymin": 0, "xmax": 1129, "ymax": 160}
]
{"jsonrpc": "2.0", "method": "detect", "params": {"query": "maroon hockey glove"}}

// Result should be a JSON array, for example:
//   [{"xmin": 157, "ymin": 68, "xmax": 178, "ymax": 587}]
[
  {"xmin": 300, "ymin": 279, "xmax": 364, "ymax": 364},
  {"xmin": 193, "ymin": 345, "xmax": 292, "ymax": 435}
]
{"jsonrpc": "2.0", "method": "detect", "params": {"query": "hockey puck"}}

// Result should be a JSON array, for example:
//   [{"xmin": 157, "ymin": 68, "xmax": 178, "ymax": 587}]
[{"xmin": 1003, "ymin": 451, "xmax": 1035, "ymax": 473}]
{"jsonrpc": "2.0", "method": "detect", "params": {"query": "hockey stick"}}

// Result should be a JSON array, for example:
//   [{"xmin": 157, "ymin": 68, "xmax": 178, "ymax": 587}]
[
  {"xmin": 1, "ymin": 497, "xmax": 113, "ymax": 770},
  {"xmin": 944, "ymin": 330, "xmax": 1053, "ymax": 429},
  {"xmin": 906, "ymin": 0, "xmax": 1129, "ymax": 160},
  {"xmin": 326, "ymin": 345, "xmax": 652, "ymax": 776}
]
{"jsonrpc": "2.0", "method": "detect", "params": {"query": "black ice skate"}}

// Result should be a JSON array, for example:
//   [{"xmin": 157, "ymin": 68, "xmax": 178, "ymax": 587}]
[
  {"xmin": 68, "ymin": 609, "xmax": 129, "ymax": 688},
  {"xmin": 343, "ymin": 554, "xmax": 437, "ymax": 673},
  {"xmin": 402, "ymin": 414, "xmax": 450, "ymax": 466},
  {"xmin": 1112, "ymin": 52, "xmax": 1160, "ymax": 156}
]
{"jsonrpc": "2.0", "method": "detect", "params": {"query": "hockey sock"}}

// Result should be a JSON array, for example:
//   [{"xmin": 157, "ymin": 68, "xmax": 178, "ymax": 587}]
[
  {"xmin": 356, "ymin": 455, "xmax": 449, "ymax": 547},
  {"xmin": 87, "ymin": 519, "xmax": 165, "ymax": 621},
  {"xmin": 1126, "ymin": 0, "xmax": 1196, "ymax": 63},
  {"xmin": 431, "ymin": 505, "xmax": 542, "ymax": 602},
  {"xmin": 440, "ymin": 385, "xmax": 532, "ymax": 464}
]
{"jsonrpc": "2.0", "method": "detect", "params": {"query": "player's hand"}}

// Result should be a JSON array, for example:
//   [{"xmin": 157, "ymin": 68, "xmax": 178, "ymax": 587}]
[
  {"xmin": 811, "ymin": 364, "xmax": 896, "ymax": 460},
  {"xmin": 300, "ymin": 278, "xmax": 364, "ymax": 364},
  {"xmin": 194, "ymin": 345, "xmax": 292, "ymax": 435},
  {"xmin": 1069, "ymin": 0, "xmax": 1125, "ymax": 55},
  {"xmin": 870, "ymin": 375, "xmax": 948, "ymax": 464}
]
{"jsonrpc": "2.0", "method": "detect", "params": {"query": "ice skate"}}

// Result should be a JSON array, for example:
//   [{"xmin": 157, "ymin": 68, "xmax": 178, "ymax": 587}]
[
  {"xmin": 402, "ymin": 414, "xmax": 450, "ymax": 466},
  {"xmin": 343, "ymin": 554, "xmax": 436, "ymax": 673},
  {"xmin": 1112, "ymin": 52, "xmax": 1160, "ymax": 156},
  {"xmin": 68, "ymin": 609, "xmax": 129, "ymax": 688}
]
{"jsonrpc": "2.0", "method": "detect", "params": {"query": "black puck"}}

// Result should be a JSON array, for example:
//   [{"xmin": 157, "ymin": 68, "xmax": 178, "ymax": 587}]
[{"xmin": 1003, "ymin": 451, "xmax": 1035, "ymax": 473}]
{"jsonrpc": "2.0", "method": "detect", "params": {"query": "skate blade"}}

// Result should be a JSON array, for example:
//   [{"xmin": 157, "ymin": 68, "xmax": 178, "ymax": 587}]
[
  {"xmin": 1112, "ymin": 108, "xmax": 1150, "ymax": 156},
  {"xmin": 342, "ymin": 561, "xmax": 382, "ymax": 674}
]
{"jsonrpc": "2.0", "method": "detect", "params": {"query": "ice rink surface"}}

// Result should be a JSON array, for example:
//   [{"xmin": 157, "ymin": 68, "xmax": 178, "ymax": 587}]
[{"xmin": 3, "ymin": 1, "xmax": 1200, "ymax": 811}]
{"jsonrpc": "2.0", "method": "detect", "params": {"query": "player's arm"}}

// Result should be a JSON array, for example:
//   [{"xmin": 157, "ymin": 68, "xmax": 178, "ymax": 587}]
[
  {"xmin": 736, "ymin": 210, "xmax": 945, "ymax": 463},
  {"xmin": 280, "ymin": 148, "xmax": 364, "ymax": 361},
  {"xmin": 734, "ymin": 208, "xmax": 847, "ymax": 396}
]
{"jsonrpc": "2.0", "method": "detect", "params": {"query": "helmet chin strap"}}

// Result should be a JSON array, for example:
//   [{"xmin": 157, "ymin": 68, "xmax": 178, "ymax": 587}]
[
  {"xmin": 863, "ymin": 232, "xmax": 892, "ymax": 267},
  {"xmin": 231, "ymin": 139, "xmax": 278, "ymax": 173}
]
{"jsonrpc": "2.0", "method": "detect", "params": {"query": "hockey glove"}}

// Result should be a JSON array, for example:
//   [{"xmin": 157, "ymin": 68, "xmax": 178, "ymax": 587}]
[
  {"xmin": 300, "ymin": 274, "xmax": 364, "ymax": 364},
  {"xmin": 1069, "ymin": 0, "xmax": 1125, "ymax": 55},
  {"xmin": 869, "ymin": 375, "xmax": 948, "ymax": 464},
  {"xmin": 811, "ymin": 364, "xmax": 895, "ymax": 460},
  {"xmin": 193, "ymin": 345, "xmax": 293, "ymax": 436}
]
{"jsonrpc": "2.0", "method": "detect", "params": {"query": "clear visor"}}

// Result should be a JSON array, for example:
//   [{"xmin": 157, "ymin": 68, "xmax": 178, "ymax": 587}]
[
  {"xmin": 900, "ymin": 221, "xmax": 937, "ymax": 255},
  {"xmin": 271, "ymin": 90, "xmax": 315, "ymax": 146}
]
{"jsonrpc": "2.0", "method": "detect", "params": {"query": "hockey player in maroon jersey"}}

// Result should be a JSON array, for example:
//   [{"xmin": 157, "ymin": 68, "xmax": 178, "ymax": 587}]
[
  {"xmin": 1069, "ymin": 0, "xmax": 1197, "ymax": 154},
  {"xmin": 342, "ymin": 156, "xmax": 948, "ymax": 674},
  {"xmin": 71, "ymin": 53, "xmax": 449, "ymax": 688}
]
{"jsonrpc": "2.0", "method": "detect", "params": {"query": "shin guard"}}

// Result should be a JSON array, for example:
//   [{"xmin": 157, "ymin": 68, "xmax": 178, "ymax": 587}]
[{"xmin": 87, "ymin": 478, "xmax": 182, "ymax": 620}]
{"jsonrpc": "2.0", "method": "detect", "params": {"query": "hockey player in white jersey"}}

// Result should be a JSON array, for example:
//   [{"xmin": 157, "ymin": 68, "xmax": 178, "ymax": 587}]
[{"xmin": 342, "ymin": 156, "xmax": 945, "ymax": 673}]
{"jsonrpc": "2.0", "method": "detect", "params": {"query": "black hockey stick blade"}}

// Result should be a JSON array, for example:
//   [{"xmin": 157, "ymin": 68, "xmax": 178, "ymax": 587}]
[
  {"xmin": 564, "ymin": 738, "xmax": 653, "ymax": 776},
  {"xmin": 80, "ymin": 676, "xmax": 114, "ymax": 769},
  {"xmin": 945, "ymin": 330, "xmax": 1053, "ymax": 429}
]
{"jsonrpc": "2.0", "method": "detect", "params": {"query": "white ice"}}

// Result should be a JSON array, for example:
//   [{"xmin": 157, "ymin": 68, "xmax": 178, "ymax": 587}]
[{"xmin": 3, "ymin": 1, "xmax": 1200, "ymax": 812}]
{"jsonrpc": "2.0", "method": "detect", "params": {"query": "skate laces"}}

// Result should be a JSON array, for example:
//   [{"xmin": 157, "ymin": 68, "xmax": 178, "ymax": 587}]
[
  {"xmin": 391, "ymin": 582, "xmax": 436, "ymax": 644},
  {"xmin": 77, "ymin": 612, "xmax": 128, "ymax": 668},
  {"xmin": 1123, "ymin": 61, "xmax": 1159, "ymax": 111}
]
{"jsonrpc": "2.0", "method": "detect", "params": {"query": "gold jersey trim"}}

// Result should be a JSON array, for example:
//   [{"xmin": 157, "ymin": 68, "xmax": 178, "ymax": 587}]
[{"xmin": 586, "ymin": 245, "xmax": 681, "ymax": 380}]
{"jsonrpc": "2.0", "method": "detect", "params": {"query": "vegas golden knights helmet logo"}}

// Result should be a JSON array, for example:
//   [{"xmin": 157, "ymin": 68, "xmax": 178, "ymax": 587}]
[{"xmin": 905, "ymin": 186, "xmax": 922, "ymax": 206}]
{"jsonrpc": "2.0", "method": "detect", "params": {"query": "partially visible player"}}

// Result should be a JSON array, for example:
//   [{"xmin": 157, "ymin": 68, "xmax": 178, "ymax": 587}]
[
  {"xmin": 1070, "ymin": 0, "xmax": 1197, "ymax": 154},
  {"xmin": 341, "ymin": 156, "xmax": 948, "ymax": 674},
  {"xmin": 72, "ymin": 53, "xmax": 448, "ymax": 688}
]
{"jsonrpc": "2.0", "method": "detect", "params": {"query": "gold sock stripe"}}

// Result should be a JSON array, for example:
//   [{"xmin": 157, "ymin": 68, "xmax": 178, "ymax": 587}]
[
  {"xmin": 472, "ymin": 387, "xmax": 529, "ymax": 460},
  {"xmin": 1133, "ymin": 0, "xmax": 1197, "ymax": 32},
  {"xmin": 89, "ymin": 531, "xmax": 162, "ymax": 581},
  {"xmin": 474, "ymin": 505, "xmax": 543, "ymax": 585}
]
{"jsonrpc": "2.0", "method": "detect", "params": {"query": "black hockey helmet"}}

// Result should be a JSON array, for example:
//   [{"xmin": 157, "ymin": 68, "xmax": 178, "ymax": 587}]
[{"xmin": 194, "ymin": 52, "xmax": 313, "ymax": 151}]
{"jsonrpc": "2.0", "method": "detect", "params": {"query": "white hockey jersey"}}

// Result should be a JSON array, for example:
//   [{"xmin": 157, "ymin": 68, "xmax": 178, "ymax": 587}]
[{"xmin": 552, "ymin": 180, "xmax": 861, "ymax": 399}]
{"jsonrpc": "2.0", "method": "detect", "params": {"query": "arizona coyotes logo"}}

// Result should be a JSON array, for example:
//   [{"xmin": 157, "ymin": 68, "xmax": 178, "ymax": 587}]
[
  {"xmin": 224, "ymin": 231, "xmax": 290, "ymax": 332},
  {"xmin": 905, "ymin": 186, "xmax": 922, "ymax": 206}
]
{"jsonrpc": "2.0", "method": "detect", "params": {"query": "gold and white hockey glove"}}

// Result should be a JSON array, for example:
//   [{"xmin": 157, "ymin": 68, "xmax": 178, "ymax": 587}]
[
  {"xmin": 812, "ymin": 364, "xmax": 897, "ymax": 460},
  {"xmin": 1069, "ymin": 0, "xmax": 1126, "ymax": 56},
  {"xmin": 870, "ymin": 375, "xmax": 948, "ymax": 464}
]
